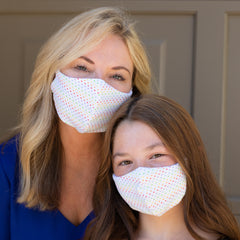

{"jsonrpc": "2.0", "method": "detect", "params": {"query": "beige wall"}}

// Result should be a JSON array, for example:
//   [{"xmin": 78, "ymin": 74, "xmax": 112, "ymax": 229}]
[{"xmin": 0, "ymin": 0, "xmax": 240, "ymax": 222}]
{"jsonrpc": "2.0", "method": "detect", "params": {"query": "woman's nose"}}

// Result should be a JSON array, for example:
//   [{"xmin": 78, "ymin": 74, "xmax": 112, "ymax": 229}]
[{"xmin": 93, "ymin": 70, "xmax": 105, "ymax": 80}]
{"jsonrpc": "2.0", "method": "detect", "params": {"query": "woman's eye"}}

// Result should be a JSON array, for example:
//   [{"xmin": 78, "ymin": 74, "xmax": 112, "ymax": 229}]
[
  {"xmin": 119, "ymin": 160, "xmax": 132, "ymax": 166},
  {"xmin": 112, "ymin": 74, "xmax": 125, "ymax": 81},
  {"xmin": 75, "ymin": 65, "xmax": 89, "ymax": 72},
  {"xmin": 150, "ymin": 154, "xmax": 164, "ymax": 160}
]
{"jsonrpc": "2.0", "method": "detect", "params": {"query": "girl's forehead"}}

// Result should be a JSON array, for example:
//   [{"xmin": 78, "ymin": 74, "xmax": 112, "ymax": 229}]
[{"xmin": 113, "ymin": 120, "xmax": 164, "ymax": 149}]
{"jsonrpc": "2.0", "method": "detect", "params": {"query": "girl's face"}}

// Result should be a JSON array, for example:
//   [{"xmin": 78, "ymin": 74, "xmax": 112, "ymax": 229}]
[
  {"xmin": 60, "ymin": 34, "xmax": 133, "ymax": 93},
  {"xmin": 112, "ymin": 120, "xmax": 177, "ymax": 176}
]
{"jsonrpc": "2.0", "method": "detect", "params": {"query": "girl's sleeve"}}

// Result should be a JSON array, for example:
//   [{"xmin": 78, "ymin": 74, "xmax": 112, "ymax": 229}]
[{"xmin": 0, "ymin": 156, "xmax": 10, "ymax": 239}]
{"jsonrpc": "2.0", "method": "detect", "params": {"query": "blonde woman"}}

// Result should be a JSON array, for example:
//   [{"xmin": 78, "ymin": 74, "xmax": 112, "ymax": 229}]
[
  {"xmin": 0, "ymin": 7, "xmax": 151, "ymax": 240},
  {"xmin": 86, "ymin": 95, "xmax": 240, "ymax": 240}
]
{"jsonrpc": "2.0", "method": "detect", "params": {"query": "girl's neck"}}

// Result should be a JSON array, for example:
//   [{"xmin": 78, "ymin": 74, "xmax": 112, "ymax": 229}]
[{"xmin": 136, "ymin": 203, "xmax": 193, "ymax": 240}]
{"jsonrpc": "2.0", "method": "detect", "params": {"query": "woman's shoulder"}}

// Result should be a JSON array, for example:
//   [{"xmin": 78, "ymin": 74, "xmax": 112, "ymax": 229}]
[{"xmin": 0, "ymin": 135, "xmax": 19, "ymax": 183}]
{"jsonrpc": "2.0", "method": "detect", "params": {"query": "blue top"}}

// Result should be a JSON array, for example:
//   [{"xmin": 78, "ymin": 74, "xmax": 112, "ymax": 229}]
[{"xmin": 0, "ymin": 136, "xmax": 94, "ymax": 240}]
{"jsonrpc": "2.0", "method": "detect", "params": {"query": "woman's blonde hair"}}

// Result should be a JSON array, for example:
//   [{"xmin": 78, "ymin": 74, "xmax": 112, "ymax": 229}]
[
  {"xmin": 85, "ymin": 94, "xmax": 240, "ymax": 240},
  {"xmin": 17, "ymin": 7, "xmax": 152, "ymax": 209}
]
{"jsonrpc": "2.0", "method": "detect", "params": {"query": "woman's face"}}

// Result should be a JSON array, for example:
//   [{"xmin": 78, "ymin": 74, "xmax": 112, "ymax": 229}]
[
  {"xmin": 112, "ymin": 120, "xmax": 177, "ymax": 176},
  {"xmin": 61, "ymin": 34, "xmax": 133, "ymax": 93}
]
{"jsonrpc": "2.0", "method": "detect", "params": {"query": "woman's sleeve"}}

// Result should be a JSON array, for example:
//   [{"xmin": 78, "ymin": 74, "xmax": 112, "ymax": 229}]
[{"xmin": 0, "ymin": 156, "xmax": 10, "ymax": 239}]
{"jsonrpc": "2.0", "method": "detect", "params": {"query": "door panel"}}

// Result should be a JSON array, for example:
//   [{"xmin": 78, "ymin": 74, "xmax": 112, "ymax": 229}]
[
  {"xmin": 135, "ymin": 14, "xmax": 194, "ymax": 113},
  {"xmin": 0, "ymin": 14, "xmax": 75, "ymax": 135},
  {"xmin": 224, "ymin": 15, "xmax": 240, "ymax": 221},
  {"xmin": 0, "ymin": 1, "xmax": 239, "ymax": 223}
]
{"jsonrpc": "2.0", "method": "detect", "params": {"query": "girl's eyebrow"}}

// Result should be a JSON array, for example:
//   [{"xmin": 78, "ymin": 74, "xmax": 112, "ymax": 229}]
[
  {"xmin": 113, "ymin": 142, "xmax": 164, "ymax": 159},
  {"xmin": 112, "ymin": 152, "xmax": 128, "ymax": 160},
  {"xmin": 145, "ymin": 142, "xmax": 165, "ymax": 151}
]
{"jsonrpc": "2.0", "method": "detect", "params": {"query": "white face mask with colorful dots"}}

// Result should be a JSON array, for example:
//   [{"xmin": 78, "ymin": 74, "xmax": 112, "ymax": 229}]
[
  {"xmin": 112, "ymin": 163, "xmax": 187, "ymax": 216},
  {"xmin": 51, "ymin": 71, "xmax": 132, "ymax": 133}
]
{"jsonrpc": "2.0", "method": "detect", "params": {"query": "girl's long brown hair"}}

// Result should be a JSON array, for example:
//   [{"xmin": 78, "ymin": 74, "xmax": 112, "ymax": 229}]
[{"xmin": 85, "ymin": 94, "xmax": 240, "ymax": 240}]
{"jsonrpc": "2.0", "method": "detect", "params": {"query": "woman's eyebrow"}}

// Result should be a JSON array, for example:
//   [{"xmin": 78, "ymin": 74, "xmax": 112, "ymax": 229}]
[
  {"xmin": 112, "ymin": 66, "xmax": 131, "ymax": 75},
  {"xmin": 79, "ymin": 56, "xmax": 131, "ymax": 75},
  {"xmin": 79, "ymin": 56, "xmax": 95, "ymax": 64}
]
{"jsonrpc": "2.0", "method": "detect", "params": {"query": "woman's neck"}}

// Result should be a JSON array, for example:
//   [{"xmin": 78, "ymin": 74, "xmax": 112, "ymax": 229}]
[
  {"xmin": 136, "ymin": 203, "xmax": 193, "ymax": 240},
  {"xmin": 63, "ymin": 132, "xmax": 102, "ymax": 162},
  {"xmin": 58, "ymin": 120, "xmax": 103, "ymax": 225},
  {"xmin": 59, "ymin": 120, "xmax": 103, "ymax": 172}
]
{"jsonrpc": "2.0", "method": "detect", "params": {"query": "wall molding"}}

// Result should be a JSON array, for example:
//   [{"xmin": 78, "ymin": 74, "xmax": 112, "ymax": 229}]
[{"xmin": 0, "ymin": 1, "xmax": 240, "ymax": 14}]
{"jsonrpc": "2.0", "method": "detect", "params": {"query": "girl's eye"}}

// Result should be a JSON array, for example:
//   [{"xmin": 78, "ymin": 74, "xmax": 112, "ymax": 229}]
[
  {"xmin": 119, "ymin": 160, "xmax": 132, "ymax": 166},
  {"xmin": 75, "ymin": 65, "xmax": 89, "ymax": 72},
  {"xmin": 150, "ymin": 153, "xmax": 164, "ymax": 160},
  {"xmin": 112, "ymin": 74, "xmax": 125, "ymax": 81}
]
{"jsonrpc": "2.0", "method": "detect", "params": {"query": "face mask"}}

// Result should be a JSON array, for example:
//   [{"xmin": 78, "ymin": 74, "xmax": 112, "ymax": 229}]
[
  {"xmin": 51, "ymin": 71, "xmax": 132, "ymax": 133},
  {"xmin": 112, "ymin": 163, "xmax": 186, "ymax": 216}
]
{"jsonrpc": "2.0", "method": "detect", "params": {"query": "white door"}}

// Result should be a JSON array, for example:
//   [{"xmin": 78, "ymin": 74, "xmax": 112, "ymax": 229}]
[{"xmin": 0, "ymin": 0, "xmax": 239, "ymax": 223}]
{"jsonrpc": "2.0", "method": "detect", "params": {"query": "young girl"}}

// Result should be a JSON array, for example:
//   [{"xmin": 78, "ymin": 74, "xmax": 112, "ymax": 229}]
[{"xmin": 85, "ymin": 94, "xmax": 240, "ymax": 240}]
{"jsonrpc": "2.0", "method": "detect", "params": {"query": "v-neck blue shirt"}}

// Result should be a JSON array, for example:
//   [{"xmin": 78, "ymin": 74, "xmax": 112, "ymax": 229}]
[{"xmin": 0, "ymin": 136, "xmax": 94, "ymax": 240}]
